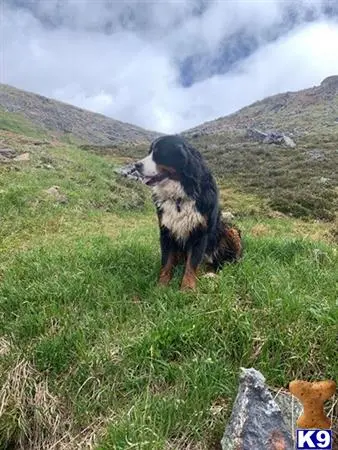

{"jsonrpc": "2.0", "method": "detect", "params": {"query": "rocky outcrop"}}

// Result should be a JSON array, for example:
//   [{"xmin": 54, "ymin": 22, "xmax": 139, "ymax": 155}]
[
  {"xmin": 114, "ymin": 163, "xmax": 143, "ymax": 181},
  {"xmin": 221, "ymin": 368, "xmax": 300, "ymax": 450},
  {"xmin": 246, "ymin": 128, "xmax": 296, "ymax": 147}
]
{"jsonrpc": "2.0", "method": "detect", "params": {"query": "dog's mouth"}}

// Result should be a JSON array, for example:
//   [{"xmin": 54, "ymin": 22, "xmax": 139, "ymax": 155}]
[{"xmin": 142, "ymin": 172, "xmax": 169, "ymax": 186}]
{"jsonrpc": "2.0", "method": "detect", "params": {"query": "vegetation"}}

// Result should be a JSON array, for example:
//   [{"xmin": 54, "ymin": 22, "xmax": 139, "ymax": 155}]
[
  {"xmin": 83, "ymin": 130, "xmax": 338, "ymax": 223},
  {"xmin": 0, "ymin": 117, "xmax": 337, "ymax": 449}
]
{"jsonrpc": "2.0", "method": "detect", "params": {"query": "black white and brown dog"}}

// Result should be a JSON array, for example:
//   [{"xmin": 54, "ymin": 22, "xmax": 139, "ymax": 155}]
[{"xmin": 134, "ymin": 135, "xmax": 242, "ymax": 290}]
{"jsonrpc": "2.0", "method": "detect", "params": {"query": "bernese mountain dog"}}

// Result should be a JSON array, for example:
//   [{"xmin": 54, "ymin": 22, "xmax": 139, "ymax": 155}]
[{"xmin": 134, "ymin": 135, "xmax": 242, "ymax": 290}]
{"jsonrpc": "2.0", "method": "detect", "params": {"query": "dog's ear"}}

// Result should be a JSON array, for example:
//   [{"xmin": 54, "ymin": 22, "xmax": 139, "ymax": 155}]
[
  {"xmin": 181, "ymin": 145, "xmax": 203, "ymax": 197},
  {"xmin": 176, "ymin": 143, "xmax": 188, "ymax": 170}
]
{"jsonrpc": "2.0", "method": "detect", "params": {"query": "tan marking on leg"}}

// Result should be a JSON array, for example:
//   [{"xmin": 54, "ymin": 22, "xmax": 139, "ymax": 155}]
[
  {"xmin": 181, "ymin": 253, "xmax": 198, "ymax": 291},
  {"xmin": 158, "ymin": 251, "xmax": 179, "ymax": 286}
]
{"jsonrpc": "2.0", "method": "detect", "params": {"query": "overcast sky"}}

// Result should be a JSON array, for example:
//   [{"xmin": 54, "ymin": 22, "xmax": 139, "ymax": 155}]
[{"xmin": 1, "ymin": 0, "xmax": 338, "ymax": 133}]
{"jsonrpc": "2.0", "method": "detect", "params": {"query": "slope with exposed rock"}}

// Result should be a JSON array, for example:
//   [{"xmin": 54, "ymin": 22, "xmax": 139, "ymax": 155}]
[
  {"xmin": 183, "ymin": 76, "xmax": 338, "ymax": 141},
  {"xmin": 0, "ymin": 84, "xmax": 161, "ymax": 145}
]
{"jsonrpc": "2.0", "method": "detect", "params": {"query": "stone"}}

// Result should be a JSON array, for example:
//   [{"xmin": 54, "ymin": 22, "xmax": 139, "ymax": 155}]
[
  {"xmin": 222, "ymin": 211, "xmax": 235, "ymax": 223},
  {"xmin": 305, "ymin": 149, "xmax": 325, "ymax": 161},
  {"xmin": 44, "ymin": 186, "xmax": 68, "ymax": 204},
  {"xmin": 273, "ymin": 389, "xmax": 302, "ymax": 441},
  {"xmin": 115, "ymin": 163, "xmax": 143, "ymax": 181},
  {"xmin": 13, "ymin": 152, "xmax": 30, "ymax": 161},
  {"xmin": 246, "ymin": 128, "xmax": 296, "ymax": 148},
  {"xmin": 221, "ymin": 368, "xmax": 295, "ymax": 450},
  {"xmin": 0, "ymin": 148, "xmax": 16, "ymax": 159},
  {"xmin": 246, "ymin": 128, "xmax": 268, "ymax": 141}
]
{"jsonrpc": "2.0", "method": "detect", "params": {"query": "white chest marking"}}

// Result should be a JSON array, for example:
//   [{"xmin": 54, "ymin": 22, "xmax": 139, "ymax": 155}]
[{"xmin": 153, "ymin": 180, "xmax": 206, "ymax": 241}]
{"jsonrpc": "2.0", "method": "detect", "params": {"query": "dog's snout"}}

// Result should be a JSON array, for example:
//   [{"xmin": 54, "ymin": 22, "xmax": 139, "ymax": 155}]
[{"xmin": 135, "ymin": 162, "xmax": 143, "ymax": 172}]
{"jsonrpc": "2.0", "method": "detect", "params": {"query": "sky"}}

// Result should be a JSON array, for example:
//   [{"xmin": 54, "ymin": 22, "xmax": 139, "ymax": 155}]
[{"xmin": 1, "ymin": 0, "xmax": 338, "ymax": 133}]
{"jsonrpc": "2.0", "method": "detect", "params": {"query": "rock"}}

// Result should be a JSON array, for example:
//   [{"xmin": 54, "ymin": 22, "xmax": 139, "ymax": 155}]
[
  {"xmin": 222, "ymin": 211, "xmax": 235, "ymax": 223},
  {"xmin": 281, "ymin": 135, "xmax": 296, "ymax": 148},
  {"xmin": 320, "ymin": 75, "xmax": 338, "ymax": 89},
  {"xmin": 0, "ymin": 148, "xmax": 16, "ymax": 159},
  {"xmin": 44, "ymin": 186, "xmax": 68, "ymax": 204},
  {"xmin": 13, "ymin": 152, "xmax": 30, "ymax": 161},
  {"xmin": 43, "ymin": 164, "xmax": 55, "ymax": 170},
  {"xmin": 246, "ymin": 128, "xmax": 268, "ymax": 141},
  {"xmin": 246, "ymin": 128, "xmax": 296, "ymax": 148},
  {"xmin": 273, "ymin": 389, "xmax": 302, "ymax": 440},
  {"xmin": 115, "ymin": 164, "xmax": 143, "ymax": 181},
  {"xmin": 221, "ymin": 368, "xmax": 294, "ymax": 450},
  {"xmin": 305, "ymin": 149, "xmax": 325, "ymax": 161},
  {"xmin": 318, "ymin": 177, "xmax": 330, "ymax": 184}
]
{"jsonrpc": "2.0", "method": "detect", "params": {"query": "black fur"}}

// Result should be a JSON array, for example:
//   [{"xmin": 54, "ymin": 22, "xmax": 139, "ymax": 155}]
[
  {"xmin": 150, "ymin": 136, "xmax": 242, "ymax": 275},
  {"xmin": 136, "ymin": 135, "xmax": 242, "ymax": 288}
]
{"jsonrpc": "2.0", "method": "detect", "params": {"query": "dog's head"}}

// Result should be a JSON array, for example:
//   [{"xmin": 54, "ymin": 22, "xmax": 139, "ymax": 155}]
[{"xmin": 135, "ymin": 135, "xmax": 190, "ymax": 186}]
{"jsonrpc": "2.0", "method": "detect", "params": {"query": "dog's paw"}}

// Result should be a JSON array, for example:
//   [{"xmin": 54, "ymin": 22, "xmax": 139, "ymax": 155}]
[{"xmin": 180, "ymin": 276, "xmax": 196, "ymax": 291}]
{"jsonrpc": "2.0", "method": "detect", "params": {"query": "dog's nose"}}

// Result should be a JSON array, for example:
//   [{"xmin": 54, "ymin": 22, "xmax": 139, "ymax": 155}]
[{"xmin": 134, "ymin": 162, "xmax": 143, "ymax": 172}]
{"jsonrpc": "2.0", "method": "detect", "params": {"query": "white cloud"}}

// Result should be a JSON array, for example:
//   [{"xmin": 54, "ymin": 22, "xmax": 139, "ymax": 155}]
[{"xmin": 1, "ymin": 1, "xmax": 338, "ymax": 133}]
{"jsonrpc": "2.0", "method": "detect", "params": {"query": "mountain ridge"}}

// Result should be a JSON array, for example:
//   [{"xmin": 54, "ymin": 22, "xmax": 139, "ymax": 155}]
[
  {"xmin": 0, "ymin": 83, "xmax": 161, "ymax": 145},
  {"xmin": 182, "ymin": 76, "xmax": 338, "ymax": 139},
  {"xmin": 1, "ymin": 77, "xmax": 338, "ymax": 144}
]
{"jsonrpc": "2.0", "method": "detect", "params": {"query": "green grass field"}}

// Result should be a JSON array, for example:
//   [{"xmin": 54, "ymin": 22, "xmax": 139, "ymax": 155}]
[{"xmin": 0, "ymin": 128, "xmax": 337, "ymax": 449}]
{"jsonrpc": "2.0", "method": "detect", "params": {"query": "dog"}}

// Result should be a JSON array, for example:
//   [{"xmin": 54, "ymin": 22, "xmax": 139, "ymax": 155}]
[{"xmin": 134, "ymin": 135, "xmax": 242, "ymax": 290}]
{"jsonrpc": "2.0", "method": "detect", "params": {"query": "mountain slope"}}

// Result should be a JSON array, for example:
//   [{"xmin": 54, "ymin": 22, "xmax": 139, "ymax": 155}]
[
  {"xmin": 183, "ymin": 76, "xmax": 338, "ymax": 139},
  {"xmin": 93, "ymin": 77, "xmax": 338, "ymax": 222},
  {"xmin": 0, "ymin": 84, "xmax": 161, "ymax": 145},
  {"xmin": 0, "ymin": 99, "xmax": 337, "ymax": 450}
]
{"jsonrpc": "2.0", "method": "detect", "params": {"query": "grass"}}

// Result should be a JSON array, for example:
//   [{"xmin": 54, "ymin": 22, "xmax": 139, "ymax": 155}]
[
  {"xmin": 0, "ymin": 110, "xmax": 48, "ymax": 140},
  {"xmin": 0, "ymin": 125, "xmax": 337, "ymax": 449},
  {"xmin": 83, "ymin": 129, "xmax": 338, "ymax": 223}
]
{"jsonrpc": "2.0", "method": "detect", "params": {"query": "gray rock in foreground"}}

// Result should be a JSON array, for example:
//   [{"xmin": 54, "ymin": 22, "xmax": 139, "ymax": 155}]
[{"xmin": 221, "ymin": 368, "xmax": 295, "ymax": 450}]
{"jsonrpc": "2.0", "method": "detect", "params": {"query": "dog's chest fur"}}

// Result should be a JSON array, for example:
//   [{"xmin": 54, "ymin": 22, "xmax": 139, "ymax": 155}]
[{"xmin": 152, "ymin": 180, "xmax": 206, "ymax": 241}]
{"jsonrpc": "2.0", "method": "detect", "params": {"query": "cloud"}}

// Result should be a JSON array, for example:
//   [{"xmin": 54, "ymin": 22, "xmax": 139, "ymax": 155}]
[{"xmin": 1, "ymin": 1, "xmax": 338, "ymax": 133}]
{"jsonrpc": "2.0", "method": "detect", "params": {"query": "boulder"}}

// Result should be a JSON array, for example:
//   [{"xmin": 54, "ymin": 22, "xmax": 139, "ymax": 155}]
[
  {"xmin": 246, "ymin": 128, "xmax": 296, "ymax": 148},
  {"xmin": 0, "ymin": 148, "xmax": 17, "ymax": 159},
  {"xmin": 221, "ymin": 368, "xmax": 297, "ymax": 450},
  {"xmin": 13, "ymin": 152, "xmax": 30, "ymax": 161},
  {"xmin": 44, "ymin": 186, "xmax": 68, "ymax": 204},
  {"xmin": 115, "ymin": 164, "xmax": 143, "ymax": 181},
  {"xmin": 246, "ymin": 128, "xmax": 268, "ymax": 141}
]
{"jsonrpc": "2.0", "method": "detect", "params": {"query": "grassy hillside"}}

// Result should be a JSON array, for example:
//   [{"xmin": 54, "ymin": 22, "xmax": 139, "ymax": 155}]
[
  {"xmin": 0, "ymin": 84, "xmax": 161, "ymax": 145},
  {"xmin": 0, "ymin": 116, "xmax": 337, "ymax": 449},
  {"xmin": 183, "ymin": 76, "xmax": 338, "ymax": 139},
  {"xmin": 79, "ymin": 77, "xmax": 338, "ymax": 225},
  {"xmin": 83, "ymin": 131, "xmax": 338, "ymax": 226}
]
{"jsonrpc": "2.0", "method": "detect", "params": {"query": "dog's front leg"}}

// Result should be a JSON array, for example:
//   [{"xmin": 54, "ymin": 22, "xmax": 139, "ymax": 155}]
[
  {"xmin": 158, "ymin": 228, "xmax": 177, "ymax": 286},
  {"xmin": 181, "ymin": 235, "xmax": 208, "ymax": 291}
]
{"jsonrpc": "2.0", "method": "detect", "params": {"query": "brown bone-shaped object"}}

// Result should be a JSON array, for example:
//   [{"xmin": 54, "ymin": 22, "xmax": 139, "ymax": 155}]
[{"xmin": 289, "ymin": 380, "xmax": 336, "ymax": 429}]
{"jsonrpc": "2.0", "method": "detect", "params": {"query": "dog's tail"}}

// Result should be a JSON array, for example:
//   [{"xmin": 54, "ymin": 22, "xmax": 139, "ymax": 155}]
[{"xmin": 220, "ymin": 221, "xmax": 243, "ymax": 261}]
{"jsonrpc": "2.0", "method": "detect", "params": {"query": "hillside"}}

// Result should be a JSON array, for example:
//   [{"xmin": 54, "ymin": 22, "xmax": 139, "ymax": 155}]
[
  {"xmin": 1, "ymin": 111, "xmax": 337, "ymax": 449},
  {"xmin": 183, "ymin": 76, "xmax": 338, "ymax": 139},
  {"xmin": 0, "ymin": 84, "xmax": 161, "ymax": 145},
  {"xmin": 82, "ymin": 77, "xmax": 338, "ymax": 225}
]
